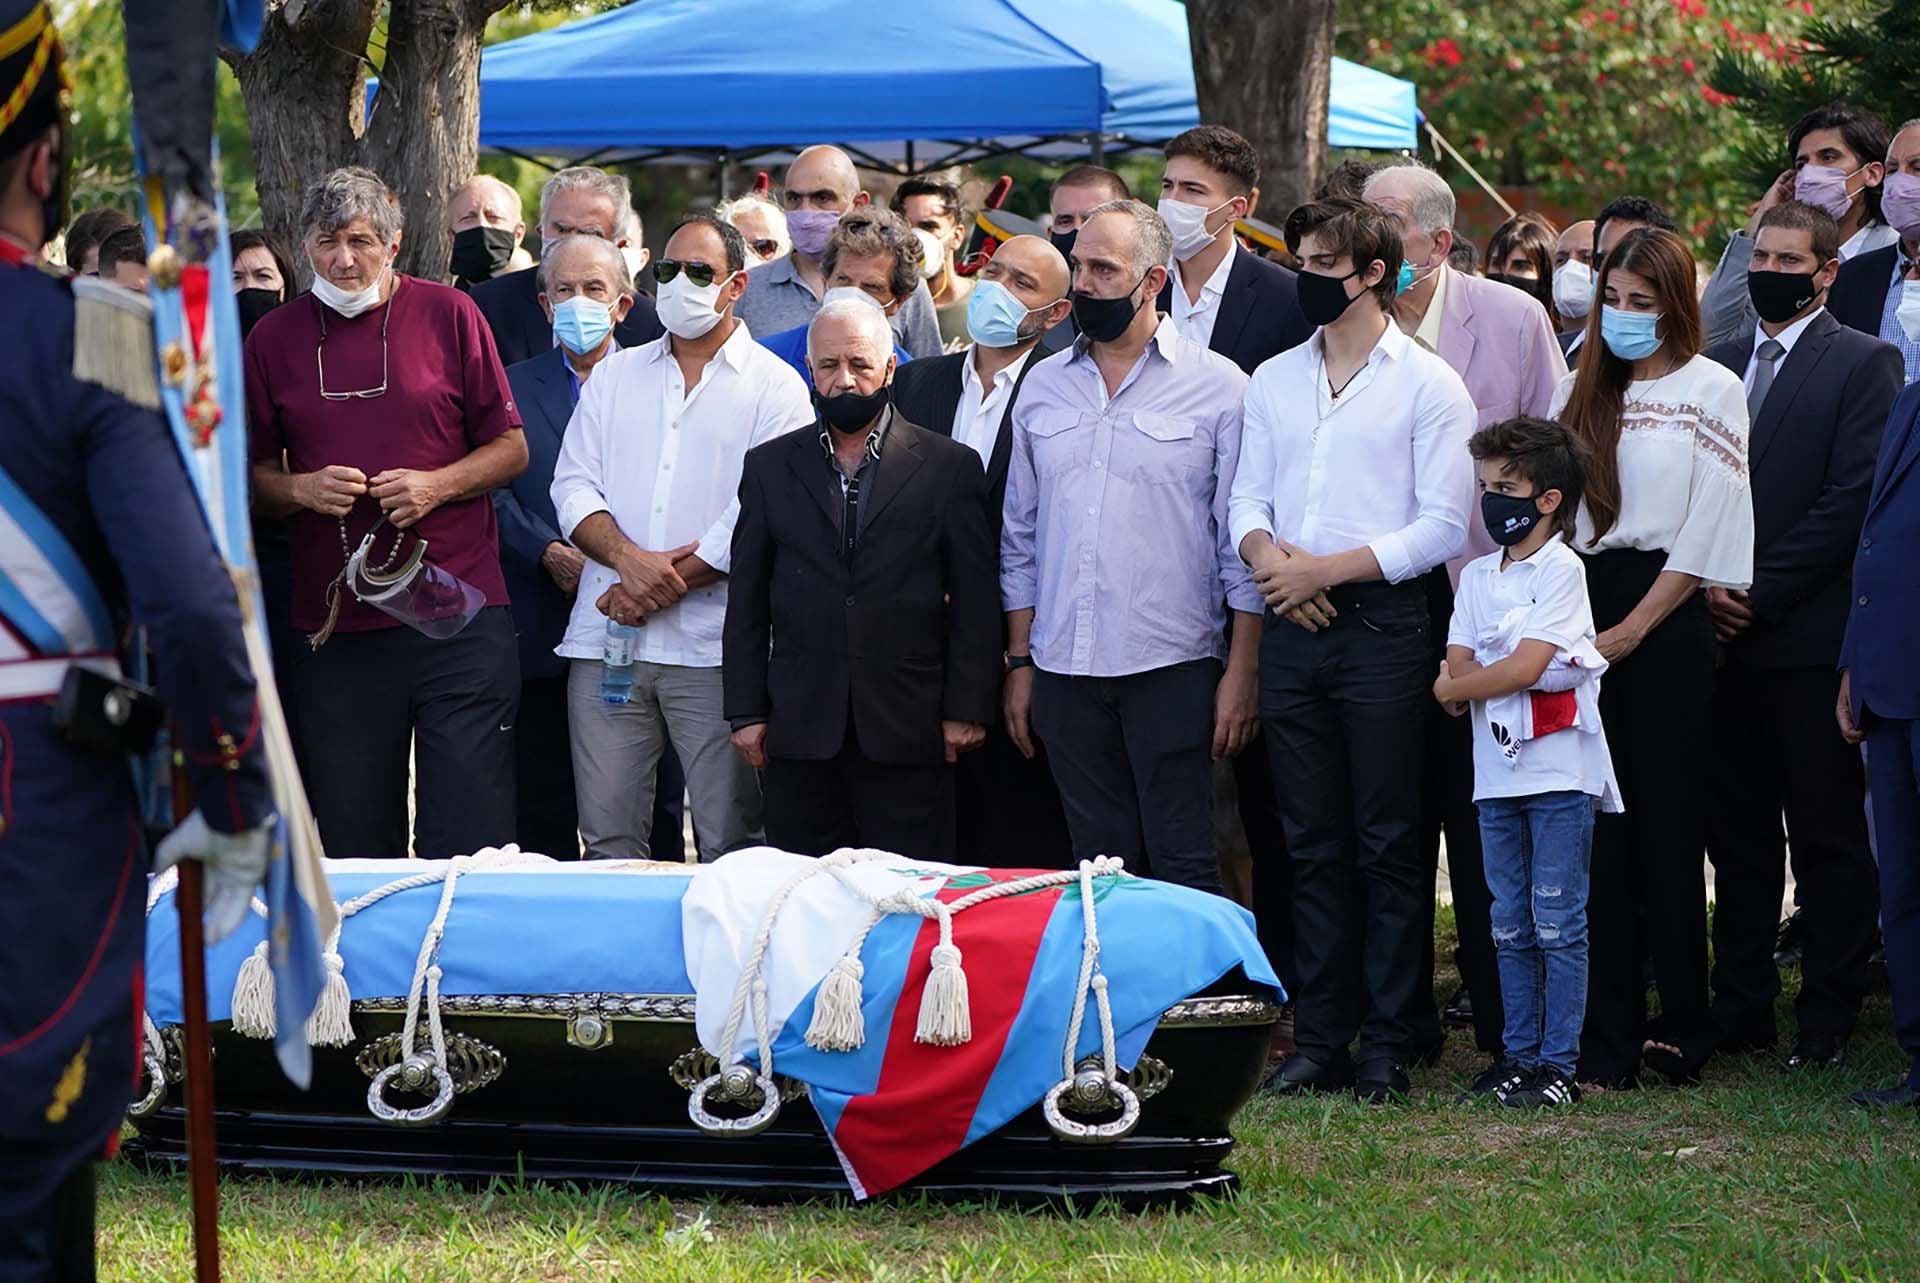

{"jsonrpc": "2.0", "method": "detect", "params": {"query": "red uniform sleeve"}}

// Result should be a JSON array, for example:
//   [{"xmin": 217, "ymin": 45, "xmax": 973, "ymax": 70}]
[{"xmin": 455, "ymin": 291, "xmax": 521, "ymax": 450}]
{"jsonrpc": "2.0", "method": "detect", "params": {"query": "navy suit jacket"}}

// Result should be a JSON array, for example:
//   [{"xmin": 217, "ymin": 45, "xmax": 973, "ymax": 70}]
[
  {"xmin": 470, "ymin": 266, "xmax": 665, "ymax": 368},
  {"xmin": 493, "ymin": 347, "xmax": 578, "ymax": 680},
  {"xmin": 1843, "ymin": 379, "xmax": 1920, "ymax": 721},
  {"xmin": 1829, "ymin": 243, "xmax": 1900, "ymax": 341},
  {"xmin": 1155, "ymin": 248, "xmax": 1311, "ymax": 375},
  {"xmin": 888, "ymin": 341, "xmax": 1054, "ymax": 539},
  {"xmin": 1705, "ymin": 311, "xmax": 1904, "ymax": 668}
]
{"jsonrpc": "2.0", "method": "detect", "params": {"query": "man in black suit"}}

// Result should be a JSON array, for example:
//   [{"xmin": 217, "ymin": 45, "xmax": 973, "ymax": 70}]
[
  {"xmin": 1703, "ymin": 200, "xmax": 1905, "ymax": 1068},
  {"xmin": 890, "ymin": 234, "xmax": 1074, "ymax": 868},
  {"xmin": 493, "ymin": 235, "xmax": 684, "ymax": 860},
  {"xmin": 724, "ymin": 296, "xmax": 1000, "ymax": 859},
  {"xmin": 470, "ymin": 165, "xmax": 664, "ymax": 368},
  {"xmin": 1829, "ymin": 119, "xmax": 1920, "ymax": 385},
  {"xmin": 1154, "ymin": 125, "xmax": 1310, "ymax": 1012}
]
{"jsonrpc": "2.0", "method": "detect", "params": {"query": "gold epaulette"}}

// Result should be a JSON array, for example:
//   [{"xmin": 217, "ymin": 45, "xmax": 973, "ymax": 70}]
[{"xmin": 70, "ymin": 274, "xmax": 160, "ymax": 410}]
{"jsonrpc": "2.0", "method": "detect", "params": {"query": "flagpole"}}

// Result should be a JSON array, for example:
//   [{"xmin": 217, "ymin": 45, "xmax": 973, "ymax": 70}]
[{"xmin": 171, "ymin": 755, "xmax": 222, "ymax": 1283}]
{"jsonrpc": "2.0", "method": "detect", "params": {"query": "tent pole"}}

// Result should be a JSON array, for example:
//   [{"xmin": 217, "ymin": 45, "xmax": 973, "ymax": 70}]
[
  {"xmin": 719, "ymin": 150, "xmax": 731, "ymax": 200},
  {"xmin": 1088, "ymin": 132, "xmax": 1105, "ymax": 165}
]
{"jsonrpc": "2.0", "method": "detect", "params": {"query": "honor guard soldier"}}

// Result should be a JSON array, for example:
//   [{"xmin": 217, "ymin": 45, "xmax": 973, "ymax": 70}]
[{"xmin": 0, "ymin": 4, "xmax": 276, "ymax": 1278}]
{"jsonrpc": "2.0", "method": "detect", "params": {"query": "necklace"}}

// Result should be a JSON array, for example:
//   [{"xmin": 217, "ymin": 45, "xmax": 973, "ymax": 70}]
[
  {"xmin": 337, "ymin": 514, "xmax": 407, "ymax": 576},
  {"xmin": 1328, "ymin": 365, "xmax": 1365, "ymax": 400},
  {"xmin": 1623, "ymin": 352, "xmax": 1683, "ymax": 412}
]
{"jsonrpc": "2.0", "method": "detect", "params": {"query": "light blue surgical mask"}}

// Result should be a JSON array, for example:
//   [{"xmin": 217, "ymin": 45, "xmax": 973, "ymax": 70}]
[
  {"xmin": 1599, "ymin": 304, "xmax": 1663, "ymax": 362},
  {"xmin": 965, "ymin": 278, "xmax": 1055, "ymax": 349},
  {"xmin": 1396, "ymin": 259, "xmax": 1440, "ymax": 296},
  {"xmin": 552, "ymin": 296, "xmax": 614, "ymax": 355}
]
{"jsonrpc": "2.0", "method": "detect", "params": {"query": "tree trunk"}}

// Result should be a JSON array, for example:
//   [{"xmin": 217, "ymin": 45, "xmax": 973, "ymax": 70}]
[
  {"xmin": 225, "ymin": 0, "xmax": 509, "ymax": 286},
  {"xmin": 1185, "ymin": 0, "xmax": 1336, "ymax": 225}
]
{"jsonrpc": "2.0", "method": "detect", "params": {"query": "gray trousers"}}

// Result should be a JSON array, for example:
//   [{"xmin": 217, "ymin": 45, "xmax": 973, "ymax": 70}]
[{"xmin": 567, "ymin": 660, "xmax": 762, "ymax": 861}]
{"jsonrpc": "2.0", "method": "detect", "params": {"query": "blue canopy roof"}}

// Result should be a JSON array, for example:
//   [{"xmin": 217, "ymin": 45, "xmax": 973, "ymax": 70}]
[{"xmin": 463, "ymin": 0, "xmax": 1419, "ymax": 164}]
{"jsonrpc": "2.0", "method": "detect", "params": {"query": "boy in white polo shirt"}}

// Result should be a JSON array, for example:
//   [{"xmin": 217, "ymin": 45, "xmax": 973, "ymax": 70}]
[{"xmin": 1433, "ymin": 416, "xmax": 1621, "ymax": 1109}]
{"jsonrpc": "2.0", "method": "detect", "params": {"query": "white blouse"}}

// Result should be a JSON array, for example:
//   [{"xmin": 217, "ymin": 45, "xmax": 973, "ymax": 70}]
[{"xmin": 1548, "ymin": 353, "xmax": 1754, "ymax": 589}]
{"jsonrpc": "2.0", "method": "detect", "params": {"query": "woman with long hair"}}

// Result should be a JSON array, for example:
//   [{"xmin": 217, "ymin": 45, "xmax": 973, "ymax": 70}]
[
  {"xmin": 1549, "ymin": 227, "xmax": 1754, "ymax": 1088},
  {"xmin": 1485, "ymin": 212, "xmax": 1558, "ymax": 315},
  {"xmin": 230, "ymin": 228, "xmax": 296, "ymax": 339}
]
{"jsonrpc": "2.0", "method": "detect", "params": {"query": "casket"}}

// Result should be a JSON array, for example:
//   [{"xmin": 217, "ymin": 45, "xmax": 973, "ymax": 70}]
[{"xmin": 125, "ymin": 854, "xmax": 1281, "ymax": 1206}]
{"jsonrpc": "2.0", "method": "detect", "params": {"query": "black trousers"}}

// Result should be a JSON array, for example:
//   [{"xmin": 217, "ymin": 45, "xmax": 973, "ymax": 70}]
[
  {"xmin": 512, "ymin": 674, "xmax": 688, "ymax": 860},
  {"xmin": 954, "ymin": 710, "xmax": 1074, "ymax": 870},
  {"xmin": 1579, "ymin": 550, "xmax": 1716, "ymax": 1085},
  {"xmin": 0, "ymin": 1153, "xmax": 93, "ymax": 1283},
  {"xmin": 1260, "ymin": 580, "xmax": 1430, "ymax": 1064},
  {"xmin": 1707, "ymin": 660, "xmax": 1878, "ymax": 1043},
  {"xmin": 1417, "ymin": 568, "xmax": 1504, "ymax": 1054},
  {"xmin": 296, "ymin": 606, "xmax": 519, "ymax": 859},
  {"xmin": 763, "ymin": 727, "xmax": 956, "ymax": 862},
  {"xmin": 1238, "ymin": 732, "xmax": 1297, "ymax": 996},
  {"xmin": 1031, "ymin": 659, "xmax": 1223, "ymax": 893}
]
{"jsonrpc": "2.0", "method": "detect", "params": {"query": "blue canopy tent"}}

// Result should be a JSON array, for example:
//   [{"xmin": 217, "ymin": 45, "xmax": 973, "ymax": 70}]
[{"xmin": 454, "ymin": 0, "xmax": 1419, "ymax": 171}]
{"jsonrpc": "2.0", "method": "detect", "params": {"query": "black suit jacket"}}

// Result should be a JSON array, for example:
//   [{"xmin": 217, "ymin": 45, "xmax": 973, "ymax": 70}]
[
  {"xmin": 492, "ymin": 347, "xmax": 579, "ymax": 681},
  {"xmin": 1829, "ymin": 243, "xmax": 1901, "ymax": 341},
  {"xmin": 1704, "ymin": 310, "xmax": 1905, "ymax": 668},
  {"xmin": 723, "ymin": 414, "xmax": 1001, "ymax": 764},
  {"xmin": 469, "ymin": 265, "xmax": 665, "ymax": 368},
  {"xmin": 888, "ymin": 342, "xmax": 1054, "ymax": 535},
  {"xmin": 1155, "ymin": 249, "xmax": 1311, "ymax": 374}
]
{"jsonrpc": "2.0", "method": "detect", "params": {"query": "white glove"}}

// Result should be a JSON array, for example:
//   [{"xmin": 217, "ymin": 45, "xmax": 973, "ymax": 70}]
[{"xmin": 154, "ymin": 810, "xmax": 274, "ymax": 945}]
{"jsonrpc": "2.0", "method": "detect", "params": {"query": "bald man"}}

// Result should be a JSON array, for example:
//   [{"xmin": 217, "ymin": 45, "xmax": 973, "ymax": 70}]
[
  {"xmin": 735, "ymin": 144, "xmax": 944, "ymax": 359},
  {"xmin": 448, "ymin": 174, "xmax": 531, "ymax": 287},
  {"xmin": 1552, "ymin": 218, "xmax": 1596, "ymax": 354}
]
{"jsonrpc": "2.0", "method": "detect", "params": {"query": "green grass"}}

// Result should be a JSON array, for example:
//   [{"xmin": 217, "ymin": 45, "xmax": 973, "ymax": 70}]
[{"xmin": 99, "ymin": 911, "xmax": 1920, "ymax": 1283}]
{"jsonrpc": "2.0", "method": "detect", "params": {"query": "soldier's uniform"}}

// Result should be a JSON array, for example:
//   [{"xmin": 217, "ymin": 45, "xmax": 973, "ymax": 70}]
[{"xmin": 0, "ymin": 4, "xmax": 271, "ymax": 1278}]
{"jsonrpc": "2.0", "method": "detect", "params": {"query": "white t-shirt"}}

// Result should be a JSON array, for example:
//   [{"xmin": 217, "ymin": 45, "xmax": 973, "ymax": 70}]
[
  {"xmin": 1447, "ymin": 535, "xmax": 1621, "ymax": 808},
  {"xmin": 1547, "ymin": 352, "xmax": 1754, "ymax": 589}
]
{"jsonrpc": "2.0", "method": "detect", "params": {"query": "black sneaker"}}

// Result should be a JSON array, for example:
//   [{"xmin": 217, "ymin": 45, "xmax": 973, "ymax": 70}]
[
  {"xmin": 1509, "ymin": 1066, "xmax": 1582, "ymax": 1109},
  {"xmin": 1456, "ymin": 1058, "xmax": 1529, "ymax": 1105}
]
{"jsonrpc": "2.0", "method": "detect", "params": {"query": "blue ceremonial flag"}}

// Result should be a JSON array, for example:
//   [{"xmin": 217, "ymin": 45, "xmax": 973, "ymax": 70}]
[{"xmin": 129, "ymin": 0, "xmax": 336, "ymax": 1088}]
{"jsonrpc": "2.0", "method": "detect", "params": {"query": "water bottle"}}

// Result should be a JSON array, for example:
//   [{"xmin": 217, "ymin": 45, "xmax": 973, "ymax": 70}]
[{"xmin": 600, "ymin": 619, "xmax": 637, "ymax": 705}]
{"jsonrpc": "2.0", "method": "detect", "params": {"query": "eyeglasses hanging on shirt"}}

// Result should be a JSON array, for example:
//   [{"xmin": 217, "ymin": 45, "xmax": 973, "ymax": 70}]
[{"xmin": 314, "ymin": 278, "xmax": 396, "ymax": 400}]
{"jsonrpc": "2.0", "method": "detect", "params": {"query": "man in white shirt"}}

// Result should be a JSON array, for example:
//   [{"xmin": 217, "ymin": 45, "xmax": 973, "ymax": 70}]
[
  {"xmin": 1230, "ymin": 196, "xmax": 1478, "ymax": 1102},
  {"xmin": 551, "ymin": 213, "xmax": 814, "ymax": 859}
]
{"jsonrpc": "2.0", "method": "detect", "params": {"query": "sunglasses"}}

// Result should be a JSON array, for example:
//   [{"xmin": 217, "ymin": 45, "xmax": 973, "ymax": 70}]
[
  {"xmin": 653, "ymin": 259, "xmax": 733, "ymax": 288},
  {"xmin": 747, "ymin": 238, "xmax": 781, "ymax": 259}
]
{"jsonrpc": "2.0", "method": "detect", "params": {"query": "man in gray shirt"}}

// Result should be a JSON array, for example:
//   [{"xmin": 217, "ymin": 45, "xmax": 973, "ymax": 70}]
[{"xmin": 735, "ymin": 144, "xmax": 943, "ymax": 358}]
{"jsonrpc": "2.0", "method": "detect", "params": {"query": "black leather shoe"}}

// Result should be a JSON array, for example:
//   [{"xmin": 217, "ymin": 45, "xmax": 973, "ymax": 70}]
[
  {"xmin": 1849, "ymin": 1071, "xmax": 1920, "ymax": 1109},
  {"xmin": 1441, "ymin": 984, "xmax": 1475, "ymax": 1028},
  {"xmin": 1773, "ymin": 907, "xmax": 1805, "ymax": 970},
  {"xmin": 1263, "ymin": 1051, "xmax": 1353, "ymax": 1097},
  {"xmin": 1785, "ymin": 1032, "xmax": 1849, "ymax": 1070},
  {"xmin": 1354, "ymin": 1056, "xmax": 1410, "ymax": 1104}
]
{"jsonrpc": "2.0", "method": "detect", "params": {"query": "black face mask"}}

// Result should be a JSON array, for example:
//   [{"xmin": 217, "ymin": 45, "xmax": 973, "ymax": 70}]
[
  {"xmin": 1296, "ymin": 267, "xmax": 1363, "ymax": 328},
  {"xmin": 813, "ymin": 383, "xmax": 890, "ymax": 434},
  {"xmin": 1048, "ymin": 228, "xmax": 1077, "ymax": 263},
  {"xmin": 1481, "ymin": 490, "xmax": 1545, "ymax": 548},
  {"xmin": 1488, "ymin": 271, "xmax": 1553, "ymax": 313},
  {"xmin": 236, "ymin": 287, "xmax": 283, "ymax": 340},
  {"xmin": 450, "ymin": 226, "xmax": 518, "ymax": 286},
  {"xmin": 1068, "ymin": 273, "xmax": 1148, "ymax": 344},
  {"xmin": 1747, "ymin": 268, "xmax": 1821, "ymax": 325}
]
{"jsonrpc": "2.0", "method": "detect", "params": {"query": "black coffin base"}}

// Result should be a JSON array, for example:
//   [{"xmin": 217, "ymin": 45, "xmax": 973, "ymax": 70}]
[{"xmin": 121, "ymin": 1109, "xmax": 1240, "ymax": 1209}]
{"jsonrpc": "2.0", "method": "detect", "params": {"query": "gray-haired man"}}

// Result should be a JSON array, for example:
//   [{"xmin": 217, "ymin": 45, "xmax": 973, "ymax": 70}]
[{"xmin": 470, "ymin": 164, "xmax": 665, "ymax": 366}]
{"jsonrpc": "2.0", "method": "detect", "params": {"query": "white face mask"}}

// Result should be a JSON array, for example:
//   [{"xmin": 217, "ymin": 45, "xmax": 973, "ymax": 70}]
[
  {"xmin": 914, "ymin": 228, "xmax": 945, "ymax": 280},
  {"xmin": 1157, "ymin": 196, "xmax": 1234, "ymax": 261},
  {"xmin": 1897, "ymin": 279, "xmax": 1920, "ymax": 343},
  {"xmin": 1553, "ymin": 258, "xmax": 1595, "ymax": 318},
  {"xmin": 310, "ymin": 258, "xmax": 391, "ymax": 318},
  {"xmin": 621, "ymin": 243, "xmax": 650, "ymax": 281},
  {"xmin": 656, "ymin": 269, "xmax": 735, "ymax": 340}
]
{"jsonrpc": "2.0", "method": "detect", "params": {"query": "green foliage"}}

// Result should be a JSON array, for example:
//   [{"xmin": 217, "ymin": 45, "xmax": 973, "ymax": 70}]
[
  {"xmin": 1709, "ymin": 2, "xmax": 1920, "ymax": 189},
  {"xmin": 1333, "ymin": 0, "xmax": 1862, "ymax": 248}
]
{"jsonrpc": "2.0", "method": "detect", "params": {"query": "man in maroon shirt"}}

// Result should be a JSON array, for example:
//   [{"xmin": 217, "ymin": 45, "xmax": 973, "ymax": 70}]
[{"xmin": 247, "ymin": 166, "xmax": 529, "ymax": 858}]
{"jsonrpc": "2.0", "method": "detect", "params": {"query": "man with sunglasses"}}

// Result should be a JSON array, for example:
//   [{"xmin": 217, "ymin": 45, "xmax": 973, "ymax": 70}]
[
  {"xmin": 246, "ymin": 165, "xmax": 529, "ymax": 861},
  {"xmin": 734, "ymin": 144, "xmax": 943, "ymax": 359},
  {"xmin": 552, "ymin": 213, "xmax": 814, "ymax": 861},
  {"xmin": 717, "ymin": 191, "xmax": 789, "ymax": 266}
]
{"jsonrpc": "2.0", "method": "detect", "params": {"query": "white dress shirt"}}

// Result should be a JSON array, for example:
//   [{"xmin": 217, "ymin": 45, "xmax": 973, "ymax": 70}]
[
  {"xmin": 1229, "ymin": 319, "xmax": 1478, "ymax": 585},
  {"xmin": 1166, "ymin": 238, "xmax": 1237, "ymax": 351},
  {"xmin": 951, "ymin": 344, "xmax": 1039, "ymax": 466},
  {"xmin": 1741, "ymin": 305, "xmax": 1823, "ymax": 397},
  {"xmin": 1547, "ymin": 354, "xmax": 1753, "ymax": 588},
  {"xmin": 550, "ymin": 321, "xmax": 814, "ymax": 666}
]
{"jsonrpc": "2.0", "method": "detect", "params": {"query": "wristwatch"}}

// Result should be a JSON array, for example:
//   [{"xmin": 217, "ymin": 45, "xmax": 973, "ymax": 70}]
[{"xmin": 1003, "ymin": 652, "xmax": 1034, "ymax": 672}]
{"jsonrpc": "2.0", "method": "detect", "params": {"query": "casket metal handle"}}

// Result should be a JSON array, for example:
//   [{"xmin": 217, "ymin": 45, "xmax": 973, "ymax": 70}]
[
  {"xmin": 126, "ymin": 1050, "xmax": 168, "ymax": 1120},
  {"xmin": 367, "ymin": 1054, "xmax": 456, "ymax": 1126},
  {"xmin": 687, "ymin": 1065, "xmax": 781, "ymax": 1137},
  {"xmin": 1042, "ymin": 1069, "xmax": 1141, "ymax": 1143}
]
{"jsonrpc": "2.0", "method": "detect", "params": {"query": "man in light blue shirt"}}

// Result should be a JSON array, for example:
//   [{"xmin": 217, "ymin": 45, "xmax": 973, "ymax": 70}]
[{"xmin": 1001, "ymin": 199, "xmax": 1262, "ymax": 894}]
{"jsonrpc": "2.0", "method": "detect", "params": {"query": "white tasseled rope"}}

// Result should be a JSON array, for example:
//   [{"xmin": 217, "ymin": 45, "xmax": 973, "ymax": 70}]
[
  {"xmin": 396, "ymin": 855, "xmax": 470, "ymax": 1079},
  {"xmin": 714, "ymin": 855, "xmax": 839, "ymax": 1073},
  {"xmin": 1060, "ymin": 856, "xmax": 1123, "ymax": 1082}
]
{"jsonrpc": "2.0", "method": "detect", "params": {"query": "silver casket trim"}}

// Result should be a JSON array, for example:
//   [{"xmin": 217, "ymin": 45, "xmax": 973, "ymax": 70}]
[{"xmin": 343, "ymin": 992, "xmax": 1281, "ymax": 1027}]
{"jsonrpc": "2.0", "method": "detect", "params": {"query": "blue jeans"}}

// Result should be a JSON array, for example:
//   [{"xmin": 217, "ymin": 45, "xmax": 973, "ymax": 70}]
[{"xmin": 1477, "ymin": 791, "xmax": 1595, "ymax": 1075}]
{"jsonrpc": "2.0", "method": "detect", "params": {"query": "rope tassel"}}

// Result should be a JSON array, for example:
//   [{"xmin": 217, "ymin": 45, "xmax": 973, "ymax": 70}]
[
  {"xmin": 304, "ymin": 950, "xmax": 354, "ymax": 1047},
  {"xmin": 229, "ymin": 940, "xmax": 276, "ymax": 1039},
  {"xmin": 805, "ymin": 952, "xmax": 867, "ymax": 1051},
  {"xmin": 915, "ymin": 909, "xmax": 972, "ymax": 1046}
]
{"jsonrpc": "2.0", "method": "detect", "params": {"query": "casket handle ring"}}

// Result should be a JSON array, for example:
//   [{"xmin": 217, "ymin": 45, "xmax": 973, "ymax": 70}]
[
  {"xmin": 127, "ymin": 1050, "xmax": 167, "ymax": 1120},
  {"xmin": 1043, "ymin": 1072, "xmax": 1141, "ymax": 1143},
  {"xmin": 687, "ymin": 1066, "xmax": 781, "ymax": 1138},
  {"xmin": 367, "ymin": 1054, "xmax": 456, "ymax": 1126}
]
